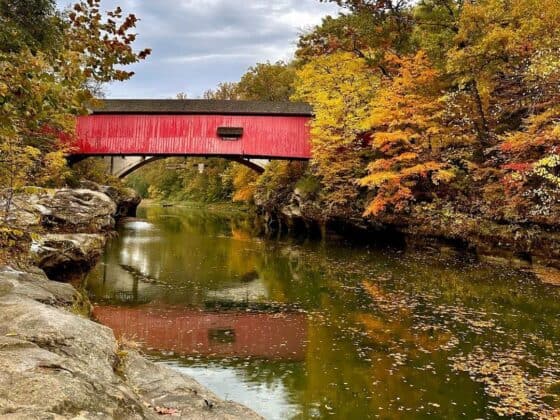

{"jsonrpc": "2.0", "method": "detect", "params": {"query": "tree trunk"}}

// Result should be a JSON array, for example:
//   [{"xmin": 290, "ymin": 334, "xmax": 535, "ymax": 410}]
[{"xmin": 469, "ymin": 79, "xmax": 491, "ymax": 159}]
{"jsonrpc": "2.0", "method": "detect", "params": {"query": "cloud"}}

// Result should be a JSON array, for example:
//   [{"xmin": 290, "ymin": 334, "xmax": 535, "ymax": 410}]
[{"xmin": 56, "ymin": 0, "xmax": 341, "ymax": 98}]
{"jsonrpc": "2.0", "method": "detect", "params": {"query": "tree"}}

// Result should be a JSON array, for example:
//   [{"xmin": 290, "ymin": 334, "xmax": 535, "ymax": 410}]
[
  {"xmin": 444, "ymin": 0, "xmax": 560, "ymax": 148},
  {"xmin": 0, "ymin": 0, "xmax": 150, "ymax": 221},
  {"xmin": 203, "ymin": 82, "xmax": 240, "ymax": 100},
  {"xmin": 236, "ymin": 61, "xmax": 296, "ymax": 101},
  {"xmin": 293, "ymin": 51, "xmax": 379, "ymax": 213},
  {"xmin": 358, "ymin": 51, "xmax": 456, "ymax": 216},
  {"xmin": 230, "ymin": 165, "xmax": 258, "ymax": 203},
  {"xmin": 297, "ymin": 6, "xmax": 415, "ymax": 75},
  {"xmin": 0, "ymin": 0, "xmax": 63, "ymax": 53},
  {"xmin": 496, "ymin": 106, "xmax": 560, "ymax": 222},
  {"xmin": 411, "ymin": 1, "xmax": 463, "ymax": 67}
]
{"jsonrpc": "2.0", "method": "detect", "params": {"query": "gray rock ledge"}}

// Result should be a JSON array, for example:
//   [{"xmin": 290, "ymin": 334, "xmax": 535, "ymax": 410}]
[{"xmin": 0, "ymin": 266, "xmax": 262, "ymax": 419}]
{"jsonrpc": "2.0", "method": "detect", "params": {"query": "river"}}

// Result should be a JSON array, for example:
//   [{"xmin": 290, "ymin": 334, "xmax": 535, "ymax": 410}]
[{"xmin": 85, "ymin": 204, "xmax": 560, "ymax": 419}]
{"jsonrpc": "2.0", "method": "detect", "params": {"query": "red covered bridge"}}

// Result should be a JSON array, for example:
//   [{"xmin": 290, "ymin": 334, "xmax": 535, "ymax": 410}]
[{"xmin": 71, "ymin": 99, "xmax": 313, "ymax": 175}]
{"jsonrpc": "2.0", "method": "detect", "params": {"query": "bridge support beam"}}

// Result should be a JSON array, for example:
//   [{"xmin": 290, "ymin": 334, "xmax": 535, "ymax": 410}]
[{"xmin": 70, "ymin": 155, "xmax": 268, "ymax": 179}]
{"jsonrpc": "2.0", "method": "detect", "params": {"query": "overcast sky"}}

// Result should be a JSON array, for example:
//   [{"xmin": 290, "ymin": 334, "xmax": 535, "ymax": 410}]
[{"xmin": 56, "ymin": 0, "xmax": 341, "ymax": 99}]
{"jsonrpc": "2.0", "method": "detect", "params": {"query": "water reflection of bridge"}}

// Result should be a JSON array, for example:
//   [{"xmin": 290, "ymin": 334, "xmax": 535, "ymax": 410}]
[{"xmin": 94, "ymin": 306, "xmax": 308, "ymax": 360}]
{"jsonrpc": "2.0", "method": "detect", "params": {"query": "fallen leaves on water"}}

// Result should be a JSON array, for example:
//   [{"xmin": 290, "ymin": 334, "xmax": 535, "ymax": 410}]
[{"xmin": 452, "ymin": 346, "xmax": 560, "ymax": 418}]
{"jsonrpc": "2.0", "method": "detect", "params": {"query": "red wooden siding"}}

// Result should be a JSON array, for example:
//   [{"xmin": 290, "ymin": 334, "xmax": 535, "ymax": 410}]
[
  {"xmin": 93, "ymin": 306, "xmax": 308, "ymax": 360},
  {"xmin": 74, "ymin": 114, "xmax": 312, "ymax": 159}
]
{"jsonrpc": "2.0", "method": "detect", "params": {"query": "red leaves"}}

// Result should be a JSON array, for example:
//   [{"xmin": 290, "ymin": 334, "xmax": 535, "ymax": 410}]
[{"xmin": 502, "ymin": 163, "xmax": 533, "ymax": 173}]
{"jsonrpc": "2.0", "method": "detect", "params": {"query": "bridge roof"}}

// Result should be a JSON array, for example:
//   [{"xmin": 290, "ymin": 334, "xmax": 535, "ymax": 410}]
[{"xmin": 91, "ymin": 99, "xmax": 313, "ymax": 116}]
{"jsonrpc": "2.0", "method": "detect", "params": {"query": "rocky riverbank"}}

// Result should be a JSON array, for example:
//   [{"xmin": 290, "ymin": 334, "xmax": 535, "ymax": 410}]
[
  {"xmin": 0, "ymin": 185, "xmax": 261, "ymax": 419},
  {"xmin": 0, "ymin": 267, "xmax": 261, "ymax": 419},
  {"xmin": 256, "ymin": 188, "xmax": 560, "ymax": 270}
]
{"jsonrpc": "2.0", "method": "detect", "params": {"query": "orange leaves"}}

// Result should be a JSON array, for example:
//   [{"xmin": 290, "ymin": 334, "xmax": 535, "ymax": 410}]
[
  {"xmin": 500, "ymin": 106, "xmax": 560, "ymax": 156},
  {"xmin": 502, "ymin": 163, "xmax": 533, "ymax": 173},
  {"xmin": 394, "ymin": 152, "xmax": 418, "ymax": 162},
  {"xmin": 360, "ymin": 50, "xmax": 454, "ymax": 216},
  {"xmin": 363, "ymin": 181, "xmax": 413, "ymax": 216},
  {"xmin": 371, "ymin": 131, "xmax": 411, "ymax": 152}
]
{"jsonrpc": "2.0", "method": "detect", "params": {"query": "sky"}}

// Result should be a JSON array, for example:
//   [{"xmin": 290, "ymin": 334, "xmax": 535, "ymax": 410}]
[{"xmin": 56, "ymin": 0, "xmax": 341, "ymax": 99}]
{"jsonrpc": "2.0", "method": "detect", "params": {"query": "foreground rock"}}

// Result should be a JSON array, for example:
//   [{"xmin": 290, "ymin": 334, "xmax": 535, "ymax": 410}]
[
  {"xmin": 80, "ymin": 181, "xmax": 142, "ymax": 218},
  {"xmin": 0, "ymin": 266, "xmax": 262, "ymax": 419},
  {"xmin": 30, "ymin": 233, "xmax": 108, "ymax": 277},
  {"xmin": 2, "ymin": 188, "xmax": 116, "ymax": 232}
]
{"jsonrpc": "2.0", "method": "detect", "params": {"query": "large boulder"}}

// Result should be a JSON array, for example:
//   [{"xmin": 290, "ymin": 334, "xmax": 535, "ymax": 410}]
[
  {"xmin": 30, "ymin": 233, "xmax": 107, "ymax": 277},
  {"xmin": 80, "ymin": 181, "xmax": 142, "ymax": 218},
  {"xmin": 0, "ymin": 188, "xmax": 117, "ymax": 232},
  {"xmin": 0, "ymin": 267, "xmax": 262, "ymax": 419},
  {"xmin": 38, "ymin": 188, "xmax": 116, "ymax": 231}
]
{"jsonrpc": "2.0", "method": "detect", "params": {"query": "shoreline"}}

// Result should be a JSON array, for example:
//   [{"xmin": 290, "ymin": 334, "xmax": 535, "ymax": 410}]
[
  {"xmin": 254, "ymin": 204, "xmax": 560, "ymax": 273},
  {"xmin": 0, "ymin": 185, "xmax": 262, "ymax": 419},
  {"xmin": 140, "ymin": 197, "xmax": 560, "ymax": 285},
  {"xmin": 2, "ymin": 184, "xmax": 559, "ymax": 417}
]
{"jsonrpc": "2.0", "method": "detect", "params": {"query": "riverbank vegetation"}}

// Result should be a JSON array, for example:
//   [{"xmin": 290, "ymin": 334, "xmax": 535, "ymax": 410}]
[
  {"xmin": 132, "ymin": 0, "xmax": 560, "ymax": 262},
  {"xmin": 0, "ymin": 0, "xmax": 149, "ymax": 262},
  {"xmin": 2, "ymin": 0, "xmax": 560, "ymax": 261},
  {"xmin": 287, "ymin": 0, "xmax": 560, "ymax": 227}
]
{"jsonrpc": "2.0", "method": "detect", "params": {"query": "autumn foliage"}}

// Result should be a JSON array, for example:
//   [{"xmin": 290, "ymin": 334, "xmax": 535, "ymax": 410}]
[
  {"xmin": 0, "ymin": 0, "xmax": 149, "ymax": 220},
  {"xmin": 358, "ymin": 51, "xmax": 455, "ymax": 215},
  {"xmin": 157, "ymin": 0, "xmax": 560, "ymax": 229},
  {"xmin": 285, "ymin": 0, "xmax": 560, "ymax": 225}
]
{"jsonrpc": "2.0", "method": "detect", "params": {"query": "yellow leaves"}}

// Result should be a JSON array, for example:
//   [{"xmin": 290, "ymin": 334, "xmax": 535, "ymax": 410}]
[
  {"xmin": 39, "ymin": 151, "xmax": 72, "ymax": 187},
  {"xmin": 553, "ymin": 123, "xmax": 560, "ymax": 138},
  {"xmin": 431, "ymin": 169, "xmax": 456, "ymax": 186},
  {"xmin": 231, "ymin": 164, "xmax": 258, "ymax": 203},
  {"xmin": 527, "ymin": 49, "xmax": 560, "ymax": 80},
  {"xmin": 293, "ymin": 51, "xmax": 379, "ymax": 124},
  {"xmin": 292, "ymin": 51, "xmax": 379, "ymax": 206},
  {"xmin": 359, "ymin": 171, "xmax": 400, "ymax": 188},
  {"xmin": 23, "ymin": 146, "xmax": 41, "ymax": 160},
  {"xmin": 533, "ymin": 155, "xmax": 560, "ymax": 187},
  {"xmin": 452, "ymin": 346, "xmax": 560, "ymax": 419}
]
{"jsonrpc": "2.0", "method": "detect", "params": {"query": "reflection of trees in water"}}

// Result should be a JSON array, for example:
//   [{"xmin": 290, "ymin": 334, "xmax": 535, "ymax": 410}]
[
  {"xmin": 87, "ymin": 207, "xmax": 560, "ymax": 418},
  {"xmin": 252, "ymin": 245, "xmax": 560, "ymax": 418}
]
